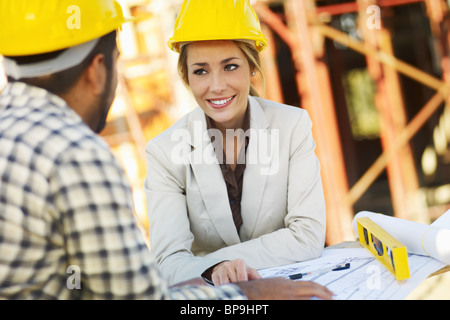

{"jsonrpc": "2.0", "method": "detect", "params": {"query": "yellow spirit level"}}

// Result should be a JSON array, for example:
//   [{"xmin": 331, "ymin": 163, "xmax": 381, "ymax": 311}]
[{"xmin": 356, "ymin": 217, "xmax": 410, "ymax": 280}]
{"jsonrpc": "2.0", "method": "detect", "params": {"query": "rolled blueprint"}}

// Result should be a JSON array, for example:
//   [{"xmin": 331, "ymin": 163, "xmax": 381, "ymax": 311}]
[{"xmin": 352, "ymin": 211, "xmax": 450, "ymax": 265}]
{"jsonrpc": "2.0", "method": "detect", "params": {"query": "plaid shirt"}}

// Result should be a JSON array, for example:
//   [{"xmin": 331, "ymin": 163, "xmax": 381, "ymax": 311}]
[{"xmin": 0, "ymin": 82, "xmax": 245, "ymax": 300}]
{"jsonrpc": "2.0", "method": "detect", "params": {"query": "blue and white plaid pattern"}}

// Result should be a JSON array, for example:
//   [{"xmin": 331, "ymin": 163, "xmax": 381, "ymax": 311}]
[{"xmin": 0, "ymin": 82, "xmax": 245, "ymax": 300}]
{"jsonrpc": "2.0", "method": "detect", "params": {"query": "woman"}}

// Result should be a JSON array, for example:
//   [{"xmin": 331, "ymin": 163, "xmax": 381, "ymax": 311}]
[{"xmin": 144, "ymin": 0, "xmax": 326, "ymax": 286}]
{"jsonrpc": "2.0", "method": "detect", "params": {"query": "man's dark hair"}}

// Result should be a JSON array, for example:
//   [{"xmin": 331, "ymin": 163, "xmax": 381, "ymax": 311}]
[{"xmin": 6, "ymin": 31, "xmax": 117, "ymax": 95}]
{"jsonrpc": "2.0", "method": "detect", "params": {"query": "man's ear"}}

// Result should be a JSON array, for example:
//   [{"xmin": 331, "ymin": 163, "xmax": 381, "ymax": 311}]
[{"xmin": 84, "ymin": 53, "xmax": 106, "ymax": 95}]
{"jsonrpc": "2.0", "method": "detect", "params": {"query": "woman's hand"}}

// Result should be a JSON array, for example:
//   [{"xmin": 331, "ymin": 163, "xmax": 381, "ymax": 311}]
[{"xmin": 208, "ymin": 259, "xmax": 261, "ymax": 286}]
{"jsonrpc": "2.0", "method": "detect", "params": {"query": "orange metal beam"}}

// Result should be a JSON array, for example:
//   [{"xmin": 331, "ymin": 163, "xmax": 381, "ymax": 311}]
[
  {"xmin": 256, "ymin": 0, "xmax": 448, "ymax": 238},
  {"xmin": 355, "ymin": 0, "xmax": 420, "ymax": 220},
  {"xmin": 260, "ymin": 25, "xmax": 284, "ymax": 103},
  {"xmin": 378, "ymin": 29, "xmax": 421, "ymax": 219},
  {"xmin": 285, "ymin": 0, "xmax": 355, "ymax": 243},
  {"xmin": 345, "ymin": 89, "xmax": 446, "ymax": 206},
  {"xmin": 316, "ymin": 5, "xmax": 448, "ymax": 218},
  {"xmin": 316, "ymin": 24, "xmax": 447, "ymax": 91},
  {"xmin": 255, "ymin": 4, "xmax": 296, "ymax": 49},
  {"xmin": 257, "ymin": 6, "xmax": 448, "ymax": 105}
]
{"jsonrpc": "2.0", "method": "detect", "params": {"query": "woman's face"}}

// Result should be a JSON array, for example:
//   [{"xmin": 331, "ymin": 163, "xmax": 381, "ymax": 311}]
[{"xmin": 186, "ymin": 40, "xmax": 252, "ymax": 130}]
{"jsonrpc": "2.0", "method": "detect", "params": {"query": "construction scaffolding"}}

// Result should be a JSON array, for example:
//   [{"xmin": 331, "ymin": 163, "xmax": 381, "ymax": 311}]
[
  {"xmin": 1, "ymin": 0, "xmax": 449, "ymax": 246},
  {"xmin": 252, "ymin": 0, "xmax": 450, "ymax": 244}
]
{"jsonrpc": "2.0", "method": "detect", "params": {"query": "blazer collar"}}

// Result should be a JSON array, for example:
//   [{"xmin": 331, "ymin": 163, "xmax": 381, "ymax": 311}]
[
  {"xmin": 240, "ymin": 97, "xmax": 272, "ymax": 240},
  {"xmin": 248, "ymin": 95, "xmax": 270, "ymax": 131}
]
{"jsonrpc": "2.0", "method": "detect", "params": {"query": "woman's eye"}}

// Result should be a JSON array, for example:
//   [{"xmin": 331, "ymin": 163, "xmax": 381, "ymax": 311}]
[
  {"xmin": 193, "ymin": 68, "xmax": 207, "ymax": 75},
  {"xmin": 225, "ymin": 64, "xmax": 239, "ymax": 71}
]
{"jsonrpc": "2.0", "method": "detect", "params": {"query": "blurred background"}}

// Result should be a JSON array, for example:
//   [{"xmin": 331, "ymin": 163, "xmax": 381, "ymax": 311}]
[{"xmin": 0, "ymin": 0, "xmax": 449, "ymax": 247}]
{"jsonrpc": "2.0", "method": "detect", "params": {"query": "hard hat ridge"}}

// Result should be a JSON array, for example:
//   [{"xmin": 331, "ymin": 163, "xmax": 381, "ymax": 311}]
[
  {"xmin": 3, "ymin": 38, "xmax": 100, "ymax": 79},
  {"xmin": 168, "ymin": 0, "xmax": 268, "ymax": 53}
]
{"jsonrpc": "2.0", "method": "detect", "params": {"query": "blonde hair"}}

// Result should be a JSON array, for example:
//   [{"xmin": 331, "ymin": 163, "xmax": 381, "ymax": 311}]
[{"xmin": 177, "ymin": 40, "xmax": 265, "ymax": 97}]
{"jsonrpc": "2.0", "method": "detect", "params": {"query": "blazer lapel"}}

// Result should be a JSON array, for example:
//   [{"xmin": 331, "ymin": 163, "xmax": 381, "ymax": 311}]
[
  {"xmin": 187, "ymin": 108, "xmax": 241, "ymax": 246},
  {"xmin": 240, "ymin": 97, "xmax": 273, "ymax": 240}
]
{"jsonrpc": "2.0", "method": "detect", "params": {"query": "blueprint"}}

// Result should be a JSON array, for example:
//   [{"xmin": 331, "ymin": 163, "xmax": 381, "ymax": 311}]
[{"xmin": 258, "ymin": 248, "xmax": 446, "ymax": 300}]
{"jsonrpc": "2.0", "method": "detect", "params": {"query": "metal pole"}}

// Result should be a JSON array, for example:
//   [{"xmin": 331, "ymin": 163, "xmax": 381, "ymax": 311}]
[{"xmin": 286, "ymin": 0, "xmax": 355, "ymax": 243}]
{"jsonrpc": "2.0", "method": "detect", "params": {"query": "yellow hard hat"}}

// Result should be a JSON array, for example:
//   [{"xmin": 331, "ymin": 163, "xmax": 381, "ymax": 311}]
[
  {"xmin": 0, "ymin": 0, "xmax": 128, "ymax": 56},
  {"xmin": 168, "ymin": 0, "xmax": 268, "ymax": 53}
]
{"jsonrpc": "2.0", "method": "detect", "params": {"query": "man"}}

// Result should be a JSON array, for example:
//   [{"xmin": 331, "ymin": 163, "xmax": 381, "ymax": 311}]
[{"xmin": 0, "ymin": 0, "xmax": 333, "ymax": 300}]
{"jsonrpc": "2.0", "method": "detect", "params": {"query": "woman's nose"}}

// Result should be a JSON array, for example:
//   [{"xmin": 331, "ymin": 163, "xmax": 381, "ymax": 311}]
[{"xmin": 209, "ymin": 71, "xmax": 227, "ymax": 94}]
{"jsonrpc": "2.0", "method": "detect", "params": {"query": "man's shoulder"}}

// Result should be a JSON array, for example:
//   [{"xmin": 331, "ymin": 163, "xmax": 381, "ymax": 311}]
[{"xmin": 0, "ymin": 82, "xmax": 114, "ymax": 167}]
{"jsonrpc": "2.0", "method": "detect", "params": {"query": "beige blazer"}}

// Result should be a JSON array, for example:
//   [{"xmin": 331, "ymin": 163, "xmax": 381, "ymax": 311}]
[{"xmin": 144, "ymin": 96, "xmax": 326, "ymax": 285}]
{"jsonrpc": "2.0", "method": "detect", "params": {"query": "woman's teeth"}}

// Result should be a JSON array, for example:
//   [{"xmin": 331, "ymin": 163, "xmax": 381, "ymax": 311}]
[{"xmin": 209, "ymin": 96, "xmax": 233, "ymax": 106}]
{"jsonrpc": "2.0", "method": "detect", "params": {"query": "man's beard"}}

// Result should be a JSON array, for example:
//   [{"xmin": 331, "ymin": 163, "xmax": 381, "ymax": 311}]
[{"xmin": 94, "ymin": 75, "xmax": 115, "ymax": 134}]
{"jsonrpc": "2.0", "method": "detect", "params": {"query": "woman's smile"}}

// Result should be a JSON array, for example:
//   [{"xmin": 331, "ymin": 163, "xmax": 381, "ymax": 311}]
[{"xmin": 207, "ymin": 95, "xmax": 237, "ymax": 109}]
